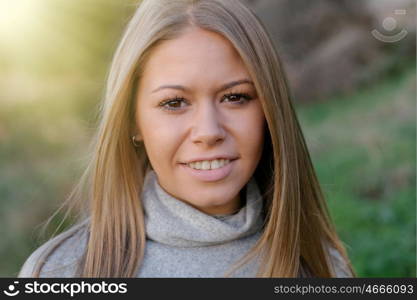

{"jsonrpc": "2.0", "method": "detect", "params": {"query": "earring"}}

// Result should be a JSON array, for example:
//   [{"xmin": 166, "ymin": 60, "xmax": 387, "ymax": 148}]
[{"xmin": 132, "ymin": 135, "xmax": 141, "ymax": 147}]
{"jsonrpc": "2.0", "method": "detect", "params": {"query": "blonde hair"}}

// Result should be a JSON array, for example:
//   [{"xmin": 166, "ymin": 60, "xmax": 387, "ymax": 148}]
[{"xmin": 30, "ymin": 0, "xmax": 355, "ymax": 277}]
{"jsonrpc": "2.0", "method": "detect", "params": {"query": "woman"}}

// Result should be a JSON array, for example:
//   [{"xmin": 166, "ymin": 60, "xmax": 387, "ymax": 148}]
[{"xmin": 19, "ymin": 0, "xmax": 355, "ymax": 277}]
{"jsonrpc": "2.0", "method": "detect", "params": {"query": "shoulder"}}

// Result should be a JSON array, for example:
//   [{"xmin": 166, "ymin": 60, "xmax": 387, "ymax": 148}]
[
  {"xmin": 19, "ymin": 222, "xmax": 89, "ymax": 278},
  {"xmin": 328, "ymin": 246, "xmax": 353, "ymax": 278}
]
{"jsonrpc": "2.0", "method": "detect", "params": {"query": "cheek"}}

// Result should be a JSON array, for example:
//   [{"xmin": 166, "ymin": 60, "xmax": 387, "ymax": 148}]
[
  {"xmin": 236, "ymin": 105, "xmax": 265, "ymax": 157},
  {"xmin": 137, "ymin": 113, "xmax": 182, "ymax": 168}
]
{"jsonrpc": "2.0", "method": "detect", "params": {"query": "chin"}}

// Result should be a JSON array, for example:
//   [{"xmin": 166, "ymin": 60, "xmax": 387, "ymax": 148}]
[{"xmin": 183, "ymin": 187, "xmax": 239, "ymax": 208}]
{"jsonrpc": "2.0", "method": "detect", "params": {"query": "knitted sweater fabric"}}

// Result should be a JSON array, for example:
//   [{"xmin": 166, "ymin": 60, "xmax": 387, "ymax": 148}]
[{"xmin": 19, "ymin": 171, "xmax": 351, "ymax": 277}]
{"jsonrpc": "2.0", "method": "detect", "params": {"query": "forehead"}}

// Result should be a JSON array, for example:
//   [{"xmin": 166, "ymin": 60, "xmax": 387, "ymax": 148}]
[{"xmin": 140, "ymin": 27, "xmax": 250, "ymax": 90}]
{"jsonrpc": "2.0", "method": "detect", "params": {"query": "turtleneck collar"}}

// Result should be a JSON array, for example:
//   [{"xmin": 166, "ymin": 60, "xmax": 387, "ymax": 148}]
[{"xmin": 141, "ymin": 170, "xmax": 264, "ymax": 248}]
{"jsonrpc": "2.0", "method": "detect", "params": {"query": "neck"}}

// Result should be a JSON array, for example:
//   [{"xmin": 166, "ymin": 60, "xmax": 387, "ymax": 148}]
[{"xmin": 189, "ymin": 187, "xmax": 246, "ymax": 216}]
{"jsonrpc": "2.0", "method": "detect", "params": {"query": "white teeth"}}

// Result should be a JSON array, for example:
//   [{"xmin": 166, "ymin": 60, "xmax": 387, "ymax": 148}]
[
  {"xmin": 195, "ymin": 161, "xmax": 202, "ymax": 169},
  {"xmin": 201, "ymin": 161, "xmax": 210, "ymax": 170},
  {"xmin": 211, "ymin": 160, "xmax": 220, "ymax": 169},
  {"xmin": 188, "ymin": 159, "xmax": 231, "ymax": 170}
]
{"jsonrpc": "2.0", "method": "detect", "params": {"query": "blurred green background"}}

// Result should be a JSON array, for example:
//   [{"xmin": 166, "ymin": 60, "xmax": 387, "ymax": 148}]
[{"xmin": 0, "ymin": 0, "xmax": 415, "ymax": 277}]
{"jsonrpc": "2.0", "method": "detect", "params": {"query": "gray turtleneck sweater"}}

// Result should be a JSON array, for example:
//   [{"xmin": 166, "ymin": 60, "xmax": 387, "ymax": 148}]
[{"xmin": 19, "ymin": 171, "xmax": 351, "ymax": 277}]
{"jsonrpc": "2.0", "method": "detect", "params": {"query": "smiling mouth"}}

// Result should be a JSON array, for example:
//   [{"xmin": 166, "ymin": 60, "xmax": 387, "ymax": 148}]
[
  {"xmin": 179, "ymin": 158, "xmax": 237, "ymax": 182},
  {"xmin": 181, "ymin": 158, "xmax": 238, "ymax": 171}
]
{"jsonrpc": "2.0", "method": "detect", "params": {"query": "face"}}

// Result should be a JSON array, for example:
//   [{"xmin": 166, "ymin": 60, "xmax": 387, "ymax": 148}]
[{"xmin": 135, "ymin": 27, "xmax": 265, "ymax": 215}]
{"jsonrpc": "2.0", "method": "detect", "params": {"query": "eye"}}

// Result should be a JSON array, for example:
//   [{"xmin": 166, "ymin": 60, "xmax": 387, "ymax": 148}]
[
  {"xmin": 222, "ymin": 92, "xmax": 253, "ymax": 104},
  {"xmin": 158, "ymin": 96, "xmax": 188, "ymax": 111}
]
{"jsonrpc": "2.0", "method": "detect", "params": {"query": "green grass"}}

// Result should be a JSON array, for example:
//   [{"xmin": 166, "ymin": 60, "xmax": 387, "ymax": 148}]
[{"xmin": 296, "ymin": 68, "xmax": 416, "ymax": 277}]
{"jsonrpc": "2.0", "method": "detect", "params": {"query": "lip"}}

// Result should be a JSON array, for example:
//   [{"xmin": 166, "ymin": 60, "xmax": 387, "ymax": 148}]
[{"xmin": 179, "ymin": 159, "xmax": 237, "ymax": 182}]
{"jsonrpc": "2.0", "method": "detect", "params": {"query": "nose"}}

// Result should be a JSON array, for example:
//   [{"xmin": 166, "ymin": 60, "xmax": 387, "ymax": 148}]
[{"xmin": 190, "ymin": 101, "xmax": 226, "ymax": 147}]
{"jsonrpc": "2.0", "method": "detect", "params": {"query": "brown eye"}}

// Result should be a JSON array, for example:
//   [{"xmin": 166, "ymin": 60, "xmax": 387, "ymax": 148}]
[
  {"xmin": 167, "ymin": 100, "xmax": 182, "ymax": 108},
  {"xmin": 159, "ymin": 97, "xmax": 188, "ymax": 111},
  {"xmin": 222, "ymin": 92, "xmax": 253, "ymax": 104},
  {"xmin": 226, "ymin": 94, "xmax": 240, "ymax": 102}
]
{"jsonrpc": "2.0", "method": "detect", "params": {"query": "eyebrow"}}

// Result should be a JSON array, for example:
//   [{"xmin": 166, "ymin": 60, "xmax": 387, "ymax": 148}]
[{"xmin": 151, "ymin": 79, "xmax": 254, "ymax": 94}]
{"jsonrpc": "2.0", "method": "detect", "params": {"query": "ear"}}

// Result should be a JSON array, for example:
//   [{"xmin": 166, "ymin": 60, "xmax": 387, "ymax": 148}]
[
  {"xmin": 131, "ymin": 122, "xmax": 143, "ymax": 141},
  {"xmin": 134, "ymin": 132, "xmax": 143, "ymax": 141}
]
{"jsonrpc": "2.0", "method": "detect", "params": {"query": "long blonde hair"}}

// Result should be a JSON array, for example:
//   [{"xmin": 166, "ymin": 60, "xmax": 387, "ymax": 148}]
[{"xmin": 31, "ymin": 0, "xmax": 355, "ymax": 277}]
